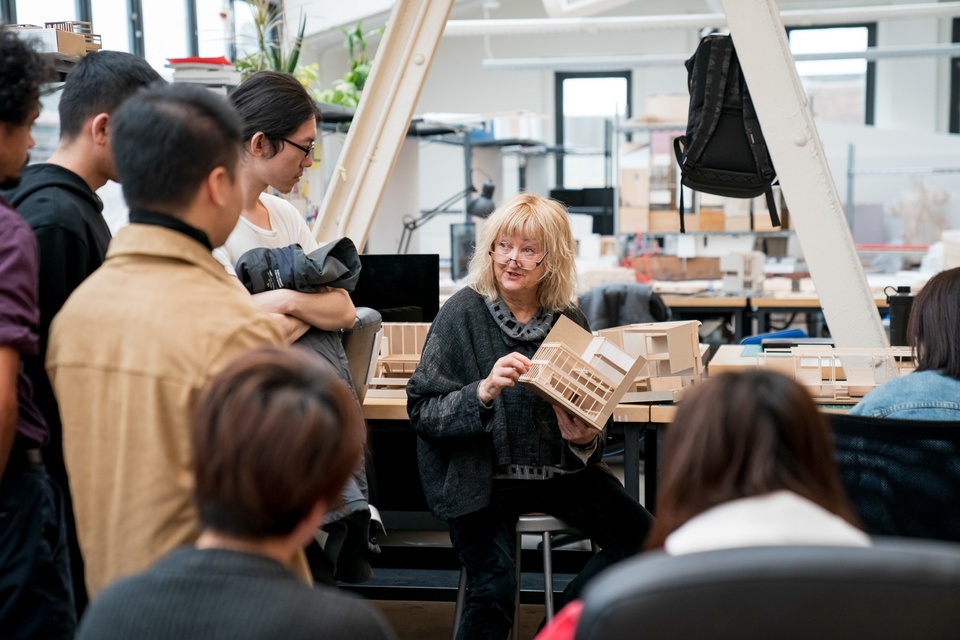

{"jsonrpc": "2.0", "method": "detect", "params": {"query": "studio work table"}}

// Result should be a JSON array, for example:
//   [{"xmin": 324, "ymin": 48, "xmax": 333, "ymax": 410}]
[
  {"xmin": 362, "ymin": 396, "xmax": 658, "ymax": 512},
  {"xmin": 362, "ymin": 344, "xmax": 866, "ymax": 518}
]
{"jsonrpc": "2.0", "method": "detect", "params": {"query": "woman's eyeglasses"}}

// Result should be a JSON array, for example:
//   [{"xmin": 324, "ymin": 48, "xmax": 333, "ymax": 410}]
[
  {"xmin": 488, "ymin": 250, "xmax": 548, "ymax": 271},
  {"xmin": 280, "ymin": 137, "xmax": 315, "ymax": 158}
]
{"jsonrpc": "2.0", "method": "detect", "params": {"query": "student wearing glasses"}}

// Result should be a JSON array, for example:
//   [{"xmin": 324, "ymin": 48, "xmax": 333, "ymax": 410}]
[
  {"xmin": 213, "ymin": 71, "xmax": 371, "ymax": 585},
  {"xmin": 213, "ymin": 70, "xmax": 355, "ymax": 343},
  {"xmin": 407, "ymin": 193, "xmax": 654, "ymax": 640}
]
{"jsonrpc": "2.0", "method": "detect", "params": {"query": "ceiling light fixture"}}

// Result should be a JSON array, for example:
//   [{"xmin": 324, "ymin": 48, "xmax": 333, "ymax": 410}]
[
  {"xmin": 481, "ymin": 43, "xmax": 960, "ymax": 72},
  {"xmin": 445, "ymin": 2, "xmax": 960, "ymax": 37}
]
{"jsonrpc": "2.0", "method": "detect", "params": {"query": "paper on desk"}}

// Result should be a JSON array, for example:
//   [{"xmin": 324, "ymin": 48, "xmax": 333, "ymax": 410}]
[{"xmin": 676, "ymin": 234, "xmax": 697, "ymax": 258}]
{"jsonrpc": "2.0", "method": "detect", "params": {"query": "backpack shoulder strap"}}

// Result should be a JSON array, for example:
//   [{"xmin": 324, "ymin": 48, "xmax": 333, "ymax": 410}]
[{"xmin": 735, "ymin": 47, "xmax": 781, "ymax": 227}]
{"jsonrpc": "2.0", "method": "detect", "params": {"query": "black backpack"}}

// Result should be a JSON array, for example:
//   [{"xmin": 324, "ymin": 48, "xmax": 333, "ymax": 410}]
[{"xmin": 673, "ymin": 34, "xmax": 780, "ymax": 233}]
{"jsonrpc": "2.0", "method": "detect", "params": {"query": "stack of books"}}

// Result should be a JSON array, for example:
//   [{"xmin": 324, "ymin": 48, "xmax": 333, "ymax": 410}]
[{"xmin": 166, "ymin": 56, "xmax": 242, "ymax": 93}]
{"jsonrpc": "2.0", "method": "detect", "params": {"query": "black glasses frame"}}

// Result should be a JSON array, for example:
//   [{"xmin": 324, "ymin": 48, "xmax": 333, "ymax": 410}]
[{"xmin": 279, "ymin": 137, "xmax": 315, "ymax": 158}]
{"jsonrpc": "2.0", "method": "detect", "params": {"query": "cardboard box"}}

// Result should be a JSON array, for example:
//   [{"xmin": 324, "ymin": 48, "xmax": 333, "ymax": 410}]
[
  {"xmin": 12, "ymin": 25, "xmax": 86, "ymax": 56},
  {"xmin": 753, "ymin": 208, "xmax": 778, "ymax": 232},
  {"xmin": 644, "ymin": 94, "xmax": 689, "ymax": 123},
  {"xmin": 619, "ymin": 168, "xmax": 650, "ymax": 208},
  {"xmin": 619, "ymin": 205, "xmax": 649, "ymax": 234},
  {"xmin": 699, "ymin": 209, "xmax": 726, "ymax": 231},
  {"xmin": 639, "ymin": 256, "xmax": 721, "ymax": 281},
  {"xmin": 650, "ymin": 210, "xmax": 680, "ymax": 232},
  {"xmin": 725, "ymin": 215, "xmax": 752, "ymax": 232},
  {"xmin": 680, "ymin": 214, "xmax": 700, "ymax": 232}
]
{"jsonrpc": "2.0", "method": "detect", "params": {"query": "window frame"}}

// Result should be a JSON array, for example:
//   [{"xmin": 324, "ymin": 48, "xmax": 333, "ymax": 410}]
[
  {"xmin": 554, "ymin": 70, "xmax": 633, "ymax": 188},
  {"xmin": 785, "ymin": 22, "xmax": 877, "ymax": 126}
]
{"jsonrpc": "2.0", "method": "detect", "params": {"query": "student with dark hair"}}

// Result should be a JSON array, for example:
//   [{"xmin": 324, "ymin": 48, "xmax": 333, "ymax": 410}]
[
  {"xmin": 851, "ymin": 267, "xmax": 960, "ymax": 419},
  {"xmin": 47, "ymin": 83, "xmax": 284, "ymax": 598},
  {"xmin": 647, "ymin": 370, "xmax": 868, "ymax": 553},
  {"xmin": 0, "ymin": 27, "xmax": 75, "ymax": 639},
  {"xmin": 214, "ymin": 70, "xmax": 369, "ymax": 584},
  {"xmin": 75, "ymin": 347, "xmax": 396, "ymax": 640},
  {"xmin": 536, "ymin": 369, "xmax": 868, "ymax": 640},
  {"xmin": 2, "ymin": 49, "xmax": 162, "ymax": 615},
  {"xmin": 214, "ymin": 70, "xmax": 355, "ymax": 341}
]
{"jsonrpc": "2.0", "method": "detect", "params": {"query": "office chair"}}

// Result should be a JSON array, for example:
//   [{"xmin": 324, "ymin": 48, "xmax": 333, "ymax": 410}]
[
  {"xmin": 574, "ymin": 540, "xmax": 960, "ymax": 640},
  {"xmin": 577, "ymin": 282, "xmax": 671, "ymax": 331},
  {"xmin": 739, "ymin": 327, "xmax": 808, "ymax": 346},
  {"xmin": 340, "ymin": 306, "xmax": 382, "ymax": 404},
  {"xmin": 829, "ymin": 412, "xmax": 960, "ymax": 542}
]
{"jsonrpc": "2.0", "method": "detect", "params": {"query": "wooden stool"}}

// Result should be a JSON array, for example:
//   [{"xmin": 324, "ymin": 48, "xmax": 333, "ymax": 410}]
[{"xmin": 452, "ymin": 514, "xmax": 580, "ymax": 640}]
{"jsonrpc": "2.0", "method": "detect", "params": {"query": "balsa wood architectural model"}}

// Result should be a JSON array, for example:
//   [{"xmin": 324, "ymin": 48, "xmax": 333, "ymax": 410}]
[
  {"xmin": 519, "ymin": 316, "xmax": 646, "ymax": 431},
  {"xmin": 720, "ymin": 251, "xmax": 766, "ymax": 292},
  {"xmin": 367, "ymin": 322, "xmax": 431, "ymax": 397},
  {"xmin": 754, "ymin": 345, "xmax": 916, "ymax": 403},
  {"xmin": 598, "ymin": 320, "xmax": 705, "ymax": 403}
]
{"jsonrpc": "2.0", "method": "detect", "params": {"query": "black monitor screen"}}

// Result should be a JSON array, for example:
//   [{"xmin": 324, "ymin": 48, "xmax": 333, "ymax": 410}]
[
  {"xmin": 549, "ymin": 187, "xmax": 615, "ymax": 235},
  {"xmin": 350, "ymin": 254, "xmax": 440, "ymax": 323}
]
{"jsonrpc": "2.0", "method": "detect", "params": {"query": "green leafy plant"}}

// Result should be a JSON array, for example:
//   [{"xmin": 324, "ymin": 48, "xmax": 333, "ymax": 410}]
[
  {"xmin": 317, "ymin": 21, "xmax": 384, "ymax": 108},
  {"xmin": 235, "ymin": 0, "xmax": 307, "ymax": 77}
]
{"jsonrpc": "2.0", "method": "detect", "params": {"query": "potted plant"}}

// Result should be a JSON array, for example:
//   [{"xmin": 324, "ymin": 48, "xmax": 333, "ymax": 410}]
[{"xmin": 317, "ymin": 21, "xmax": 384, "ymax": 109}]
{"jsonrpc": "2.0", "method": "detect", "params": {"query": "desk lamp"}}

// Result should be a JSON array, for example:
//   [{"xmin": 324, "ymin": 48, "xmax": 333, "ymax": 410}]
[{"xmin": 398, "ymin": 180, "xmax": 496, "ymax": 253}]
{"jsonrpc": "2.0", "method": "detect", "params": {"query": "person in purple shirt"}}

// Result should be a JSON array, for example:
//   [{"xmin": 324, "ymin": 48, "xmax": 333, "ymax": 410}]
[{"xmin": 0, "ymin": 28, "xmax": 75, "ymax": 639}]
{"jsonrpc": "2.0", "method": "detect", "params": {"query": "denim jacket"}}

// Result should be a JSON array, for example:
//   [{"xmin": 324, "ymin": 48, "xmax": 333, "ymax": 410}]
[{"xmin": 849, "ymin": 369, "xmax": 960, "ymax": 420}]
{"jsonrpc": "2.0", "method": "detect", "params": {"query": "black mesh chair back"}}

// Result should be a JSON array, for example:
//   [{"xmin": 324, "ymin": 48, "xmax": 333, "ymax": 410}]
[
  {"xmin": 574, "ymin": 541, "xmax": 960, "ymax": 640},
  {"xmin": 577, "ymin": 283, "xmax": 671, "ymax": 330},
  {"xmin": 828, "ymin": 413, "xmax": 960, "ymax": 542}
]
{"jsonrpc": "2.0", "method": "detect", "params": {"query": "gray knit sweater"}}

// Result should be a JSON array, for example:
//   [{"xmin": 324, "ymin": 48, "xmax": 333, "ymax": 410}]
[
  {"xmin": 75, "ymin": 548, "xmax": 396, "ymax": 640},
  {"xmin": 406, "ymin": 287, "xmax": 605, "ymax": 520}
]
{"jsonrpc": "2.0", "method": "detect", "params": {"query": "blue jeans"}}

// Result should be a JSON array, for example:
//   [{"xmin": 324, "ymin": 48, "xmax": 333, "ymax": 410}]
[
  {"xmin": 447, "ymin": 465, "xmax": 653, "ymax": 640},
  {"xmin": 0, "ymin": 456, "xmax": 76, "ymax": 639}
]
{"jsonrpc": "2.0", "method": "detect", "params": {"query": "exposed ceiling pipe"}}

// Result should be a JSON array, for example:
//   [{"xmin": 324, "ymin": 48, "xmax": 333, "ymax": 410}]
[
  {"xmin": 445, "ymin": 2, "xmax": 960, "ymax": 36},
  {"xmin": 482, "ymin": 42, "xmax": 960, "ymax": 71}
]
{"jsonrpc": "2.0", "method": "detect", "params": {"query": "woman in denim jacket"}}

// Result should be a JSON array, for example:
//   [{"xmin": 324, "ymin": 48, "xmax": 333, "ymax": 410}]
[{"xmin": 851, "ymin": 267, "xmax": 960, "ymax": 419}]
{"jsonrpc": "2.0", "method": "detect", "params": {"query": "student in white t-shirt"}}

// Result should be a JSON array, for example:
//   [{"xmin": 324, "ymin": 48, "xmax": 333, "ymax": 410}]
[
  {"xmin": 213, "ymin": 71, "xmax": 355, "ymax": 343},
  {"xmin": 214, "ymin": 71, "xmax": 377, "ymax": 586}
]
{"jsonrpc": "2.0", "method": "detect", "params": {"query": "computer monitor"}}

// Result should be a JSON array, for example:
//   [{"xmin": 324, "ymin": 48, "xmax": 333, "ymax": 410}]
[
  {"xmin": 549, "ymin": 187, "xmax": 615, "ymax": 235},
  {"xmin": 450, "ymin": 222, "xmax": 476, "ymax": 283},
  {"xmin": 350, "ymin": 254, "xmax": 440, "ymax": 323}
]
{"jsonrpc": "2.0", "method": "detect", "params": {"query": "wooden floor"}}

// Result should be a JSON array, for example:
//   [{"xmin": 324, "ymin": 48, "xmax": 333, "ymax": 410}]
[{"xmin": 373, "ymin": 600, "xmax": 547, "ymax": 640}]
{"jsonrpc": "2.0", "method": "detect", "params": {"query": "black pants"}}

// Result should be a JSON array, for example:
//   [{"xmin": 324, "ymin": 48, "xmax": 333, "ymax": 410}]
[
  {"xmin": 0, "ymin": 457, "xmax": 76, "ymax": 639},
  {"xmin": 447, "ymin": 466, "xmax": 653, "ymax": 640}
]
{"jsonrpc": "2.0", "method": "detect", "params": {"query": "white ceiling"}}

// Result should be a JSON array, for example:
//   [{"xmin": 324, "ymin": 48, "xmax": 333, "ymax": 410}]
[{"xmin": 299, "ymin": 0, "xmax": 960, "ymax": 52}]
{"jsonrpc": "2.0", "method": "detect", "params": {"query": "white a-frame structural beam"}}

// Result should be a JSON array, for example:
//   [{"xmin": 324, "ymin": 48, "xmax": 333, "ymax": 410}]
[
  {"xmin": 313, "ymin": 0, "xmax": 455, "ymax": 248},
  {"xmin": 722, "ymin": 0, "xmax": 887, "ymax": 348}
]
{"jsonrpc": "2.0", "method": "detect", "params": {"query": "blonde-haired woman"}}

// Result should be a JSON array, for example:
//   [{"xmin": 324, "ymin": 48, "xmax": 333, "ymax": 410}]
[{"xmin": 408, "ymin": 194, "xmax": 653, "ymax": 640}]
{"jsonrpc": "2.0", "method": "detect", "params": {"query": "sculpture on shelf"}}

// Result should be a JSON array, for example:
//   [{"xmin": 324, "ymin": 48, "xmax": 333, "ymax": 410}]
[{"xmin": 889, "ymin": 178, "xmax": 949, "ymax": 247}]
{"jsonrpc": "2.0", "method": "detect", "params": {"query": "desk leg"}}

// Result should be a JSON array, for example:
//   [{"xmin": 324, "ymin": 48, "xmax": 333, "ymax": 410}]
[
  {"xmin": 622, "ymin": 425, "xmax": 641, "ymax": 504},
  {"xmin": 643, "ymin": 424, "xmax": 658, "ymax": 514},
  {"xmin": 733, "ymin": 308, "xmax": 744, "ymax": 343},
  {"xmin": 757, "ymin": 310, "xmax": 769, "ymax": 335}
]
